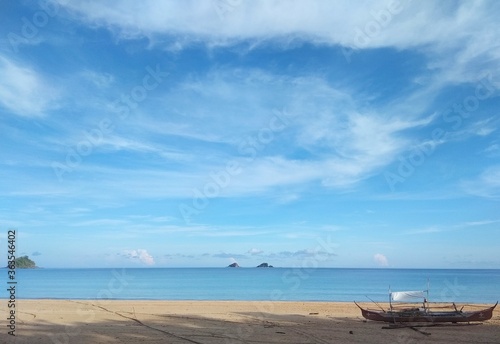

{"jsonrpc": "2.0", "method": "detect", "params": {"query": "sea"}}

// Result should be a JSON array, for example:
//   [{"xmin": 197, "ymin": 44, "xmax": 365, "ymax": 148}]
[{"xmin": 3, "ymin": 268, "xmax": 499, "ymax": 303}]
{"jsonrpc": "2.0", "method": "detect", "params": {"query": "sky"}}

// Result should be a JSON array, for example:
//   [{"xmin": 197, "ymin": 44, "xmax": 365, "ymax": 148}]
[{"xmin": 0, "ymin": 0, "xmax": 499, "ymax": 268}]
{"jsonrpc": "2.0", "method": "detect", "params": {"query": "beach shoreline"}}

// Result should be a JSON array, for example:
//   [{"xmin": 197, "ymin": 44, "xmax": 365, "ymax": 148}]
[{"xmin": 1, "ymin": 300, "xmax": 499, "ymax": 343}]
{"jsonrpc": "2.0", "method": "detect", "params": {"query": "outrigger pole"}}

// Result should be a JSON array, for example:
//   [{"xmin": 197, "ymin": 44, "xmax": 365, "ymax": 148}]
[
  {"xmin": 388, "ymin": 285, "xmax": 392, "ymax": 311},
  {"xmin": 365, "ymin": 295, "xmax": 385, "ymax": 312}
]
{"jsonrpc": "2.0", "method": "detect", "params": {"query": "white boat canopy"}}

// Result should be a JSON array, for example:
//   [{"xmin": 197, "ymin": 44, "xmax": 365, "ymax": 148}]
[{"xmin": 390, "ymin": 291, "xmax": 427, "ymax": 302}]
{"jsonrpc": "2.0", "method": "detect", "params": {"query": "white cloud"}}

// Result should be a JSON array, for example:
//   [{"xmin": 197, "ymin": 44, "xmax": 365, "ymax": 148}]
[
  {"xmin": 56, "ymin": 1, "xmax": 498, "ymax": 55},
  {"xmin": 225, "ymin": 111, "xmax": 432, "ymax": 193},
  {"xmin": 147, "ymin": 69, "xmax": 435, "ymax": 193},
  {"xmin": 57, "ymin": 1, "xmax": 500, "ymax": 104},
  {"xmin": 54, "ymin": 1, "xmax": 461, "ymax": 48},
  {"xmin": 461, "ymin": 165, "xmax": 500, "ymax": 199},
  {"xmin": 374, "ymin": 253, "xmax": 388, "ymax": 266},
  {"xmin": 404, "ymin": 226, "xmax": 442, "ymax": 235},
  {"xmin": 483, "ymin": 143, "xmax": 500, "ymax": 157},
  {"xmin": 123, "ymin": 249, "xmax": 155, "ymax": 265},
  {"xmin": 248, "ymin": 248, "xmax": 263, "ymax": 255},
  {"xmin": 80, "ymin": 70, "xmax": 115, "ymax": 88},
  {"xmin": 0, "ymin": 56, "xmax": 59, "ymax": 117}
]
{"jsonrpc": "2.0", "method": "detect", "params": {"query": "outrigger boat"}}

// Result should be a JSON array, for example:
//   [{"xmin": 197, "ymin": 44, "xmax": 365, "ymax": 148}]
[{"xmin": 355, "ymin": 288, "xmax": 497, "ymax": 323}]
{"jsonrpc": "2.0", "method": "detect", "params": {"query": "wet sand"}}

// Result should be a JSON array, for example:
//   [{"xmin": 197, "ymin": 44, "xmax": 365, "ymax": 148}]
[{"xmin": 2, "ymin": 300, "xmax": 499, "ymax": 343}]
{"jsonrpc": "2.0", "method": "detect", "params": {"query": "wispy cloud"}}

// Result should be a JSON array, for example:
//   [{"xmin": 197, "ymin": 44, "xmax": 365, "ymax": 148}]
[
  {"xmin": 461, "ymin": 165, "xmax": 500, "ymax": 199},
  {"xmin": 404, "ymin": 220, "xmax": 500, "ymax": 235},
  {"xmin": 56, "ymin": 1, "xmax": 500, "ymax": 125},
  {"xmin": 2, "ymin": 66, "xmax": 441, "ymax": 201},
  {"xmin": 55, "ymin": 1, "xmax": 490, "ymax": 49},
  {"xmin": 57, "ymin": 1, "xmax": 500, "ymax": 72},
  {"xmin": 80, "ymin": 70, "xmax": 115, "ymax": 88},
  {"xmin": 0, "ymin": 56, "xmax": 60, "ymax": 117},
  {"xmin": 165, "ymin": 247, "xmax": 337, "ymax": 265},
  {"xmin": 404, "ymin": 226, "xmax": 443, "ymax": 235},
  {"xmin": 273, "ymin": 249, "xmax": 337, "ymax": 259},
  {"xmin": 247, "ymin": 248, "xmax": 263, "ymax": 255},
  {"xmin": 483, "ymin": 142, "xmax": 500, "ymax": 157},
  {"xmin": 212, "ymin": 252, "xmax": 247, "ymax": 259},
  {"xmin": 70, "ymin": 219, "xmax": 130, "ymax": 227}
]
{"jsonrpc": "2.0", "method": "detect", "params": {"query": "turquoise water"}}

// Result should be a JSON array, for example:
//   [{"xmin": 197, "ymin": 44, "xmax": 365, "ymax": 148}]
[{"xmin": 3, "ymin": 268, "xmax": 499, "ymax": 303}]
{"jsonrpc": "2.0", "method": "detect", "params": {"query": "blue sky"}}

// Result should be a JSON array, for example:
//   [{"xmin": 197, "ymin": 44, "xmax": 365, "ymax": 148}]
[{"xmin": 1, "ymin": 0, "xmax": 499, "ymax": 268}]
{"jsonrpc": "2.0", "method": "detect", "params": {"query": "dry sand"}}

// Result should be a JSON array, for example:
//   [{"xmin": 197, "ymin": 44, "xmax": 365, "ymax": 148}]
[{"xmin": 1, "ymin": 300, "xmax": 499, "ymax": 343}]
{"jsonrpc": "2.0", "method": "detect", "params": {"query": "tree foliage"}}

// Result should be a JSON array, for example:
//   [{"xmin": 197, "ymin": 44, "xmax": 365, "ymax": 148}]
[{"xmin": 15, "ymin": 255, "xmax": 37, "ymax": 268}]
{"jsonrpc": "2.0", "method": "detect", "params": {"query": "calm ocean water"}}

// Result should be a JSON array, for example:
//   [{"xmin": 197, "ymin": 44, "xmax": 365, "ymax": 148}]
[{"xmin": 3, "ymin": 268, "xmax": 499, "ymax": 303}]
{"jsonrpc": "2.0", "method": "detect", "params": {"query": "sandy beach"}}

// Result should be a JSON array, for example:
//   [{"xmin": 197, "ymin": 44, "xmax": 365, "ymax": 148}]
[{"xmin": 2, "ymin": 300, "xmax": 499, "ymax": 343}]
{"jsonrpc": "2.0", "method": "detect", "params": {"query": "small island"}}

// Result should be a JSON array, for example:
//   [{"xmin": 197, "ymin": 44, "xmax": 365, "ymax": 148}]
[
  {"xmin": 257, "ymin": 262, "xmax": 273, "ymax": 268},
  {"xmin": 14, "ymin": 255, "xmax": 38, "ymax": 268},
  {"xmin": 227, "ymin": 262, "xmax": 240, "ymax": 268}
]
